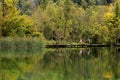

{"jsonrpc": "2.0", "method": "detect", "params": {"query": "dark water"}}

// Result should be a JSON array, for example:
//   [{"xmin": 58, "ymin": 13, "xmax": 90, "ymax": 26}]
[{"xmin": 0, "ymin": 47, "xmax": 120, "ymax": 80}]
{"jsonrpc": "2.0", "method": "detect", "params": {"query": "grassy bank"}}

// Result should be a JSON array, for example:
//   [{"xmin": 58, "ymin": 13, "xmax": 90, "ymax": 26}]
[{"xmin": 0, "ymin": 37, "xmax": 45, "ymax": 52}]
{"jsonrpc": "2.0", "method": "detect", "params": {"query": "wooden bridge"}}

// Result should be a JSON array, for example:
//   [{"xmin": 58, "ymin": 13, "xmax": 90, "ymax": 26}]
[{"xmin": 46, "ymin": 44, "xmax": 120, "ymax": 48}]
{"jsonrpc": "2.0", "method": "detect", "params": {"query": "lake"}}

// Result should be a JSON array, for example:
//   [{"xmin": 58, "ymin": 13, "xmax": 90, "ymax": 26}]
[{"xmin": 0, "ymin": 47, "xmax": 120, "ymax": 80}]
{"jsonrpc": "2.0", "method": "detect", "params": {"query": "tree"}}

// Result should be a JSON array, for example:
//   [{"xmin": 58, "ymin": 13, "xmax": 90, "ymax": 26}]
[
  {"xmin": 113, "ymin": 0, "xmax": 120, "ymax": 43},
  {"xmin": 114, "ymin": 0, "xmax": 120, "ymax": 17},
  {"xmin": 3, "ymin": 15, "xmax": 35, "ymax": 37},
  {"xmin": 81, "ymin": 0, "xmax": 88, "ymax": 8},
  {"xmin": 0, "ymin": 0, "xmax": 36, "ymax": 37},
  {"xmin": 61, "ymin": 0, "xmax": 77, "ymax": 41},
  {"xmin": 1, "ymin": 0, "xmax": 19, "ymax": 36},
  {"xmin": 80, "ymin": 6, "xmax": 109, "ymax": 43},
  {"xmin": 33, "ymin": 1, "xmax": 56, "ymax": 40},
  {"xmin": 0, "ymin": 2, "xmax": 3, "ymax": 37},
  {"xmin": 18, "ymin": 0, "xmax": 35, "ymax": 15},
  {"xmin": 105, "ymin": 1, "xmax": 120, "ymax": 43}
]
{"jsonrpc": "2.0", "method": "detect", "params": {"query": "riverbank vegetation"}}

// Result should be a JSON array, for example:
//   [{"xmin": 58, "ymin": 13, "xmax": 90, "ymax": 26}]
[
  {"xmin": 0, "ymin": 37, "xmax": 45, "ymax": 51},
  {"xmin": 0, "ymin": 0, "xmax": 120, "ymax": 44}
]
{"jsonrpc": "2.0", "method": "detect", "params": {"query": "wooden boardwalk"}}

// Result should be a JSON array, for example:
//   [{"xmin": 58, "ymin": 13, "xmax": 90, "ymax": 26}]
[{"xmin": 46, "ymin": 44, "xmax": 120, "ymax": 48}]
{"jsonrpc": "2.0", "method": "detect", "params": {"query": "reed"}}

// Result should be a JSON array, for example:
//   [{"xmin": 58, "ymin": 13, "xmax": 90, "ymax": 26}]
[{"xmin": 0, "ymin": 37, "xmax": 45, "ymax": 52}]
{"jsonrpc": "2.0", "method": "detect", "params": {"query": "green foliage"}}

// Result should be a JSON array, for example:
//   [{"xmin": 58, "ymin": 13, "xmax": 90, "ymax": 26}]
[
  {"xmin": 3, "ymin": 15, "xmax": 35, "ymax": 37},
  {"xmin": 105, "ymin": 1, "xmax": 120, "ymax": 43},
  {"xmin": 0, "ymin": 2, "xmax": 3, "ymax": 37},
  {"xmin": 18, "ymin": 0, "xmax": 34, "ymax": 15},
  {"xmin": 114, "ymin": 0, "xmax": 120, "ymax": 18},
  {"xmin": 1, "ymin": 0, "xmax": 36, "ymax": 37},
  {"xmin": 0, "ymin": 0, "xmax": 119, "ymax": 44}
]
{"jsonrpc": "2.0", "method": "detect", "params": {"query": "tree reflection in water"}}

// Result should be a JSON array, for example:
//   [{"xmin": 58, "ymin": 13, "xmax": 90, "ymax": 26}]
[{"xmin": 0, "ymin": 48, "xmax": 120, "ymax": 80}]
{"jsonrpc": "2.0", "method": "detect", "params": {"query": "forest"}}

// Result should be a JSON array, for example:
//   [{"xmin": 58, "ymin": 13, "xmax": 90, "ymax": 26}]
[{"xmin": 0, "ymin": 0, "xmax": 120, "ymax": 44}]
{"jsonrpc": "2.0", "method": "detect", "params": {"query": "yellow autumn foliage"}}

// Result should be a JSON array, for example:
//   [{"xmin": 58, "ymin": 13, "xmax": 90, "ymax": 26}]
[{"xmin": 104, "ymin": 12, "xmax": 115, "ymax": 20}]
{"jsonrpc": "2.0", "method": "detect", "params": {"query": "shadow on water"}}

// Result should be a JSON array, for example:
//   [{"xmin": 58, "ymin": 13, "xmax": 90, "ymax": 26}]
[{"xmin": 0, "ymin": 47, "xmax": 120, "ymax": 80}]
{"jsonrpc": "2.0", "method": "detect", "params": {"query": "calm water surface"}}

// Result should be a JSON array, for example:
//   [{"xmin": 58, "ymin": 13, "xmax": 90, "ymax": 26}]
[{"xmin": 0, "ymin": 47, "xmax": 120, "ymax": 80}]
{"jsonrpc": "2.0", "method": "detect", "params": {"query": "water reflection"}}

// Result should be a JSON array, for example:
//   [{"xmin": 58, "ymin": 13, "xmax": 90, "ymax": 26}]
[
  {"xmin": 0, "ymin": 48, "xmax": 120, "ymax": 80},
  {"xmin": 79, "ymin": 48, "xmax": 90, "ymax": 56}
]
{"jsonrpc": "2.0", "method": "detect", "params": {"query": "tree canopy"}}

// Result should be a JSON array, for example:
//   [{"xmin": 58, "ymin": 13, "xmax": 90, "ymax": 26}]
[{"xmin": 0, "ymin": 0, "xmax": 120, "ymax": 44}]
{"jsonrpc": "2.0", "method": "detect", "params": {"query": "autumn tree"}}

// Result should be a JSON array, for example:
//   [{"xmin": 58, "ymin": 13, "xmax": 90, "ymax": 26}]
[
  {"xmin": 105, "ymin": 1, "xmax": 120, "ymax": 43},
  {"xmin": 0, "ymin": 2, "xmax": 3, "ymax": 37},
  {"xmin": 81, "ymin": 6, "xmax": 109, "ymax": 43},
  {"xmin": 0, "ymin": 0, "xmax": 36, "ymax": 37}
]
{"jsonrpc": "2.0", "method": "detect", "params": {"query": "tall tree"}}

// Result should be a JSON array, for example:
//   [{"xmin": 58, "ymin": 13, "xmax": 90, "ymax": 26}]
[
  {"xmin": 105, "ymin": 1, "xmax": 120, "ymax": 43},
  {"xmin": 113, "ymin": 0, "xmax": 120, "ymax": 43},
  {"xmin": 0, "ymin": 2, "xmax": 3, "ymax": 37},
  {"xmin": 18, "ymin": 0, "xmax": 35, "ymax": 15}
]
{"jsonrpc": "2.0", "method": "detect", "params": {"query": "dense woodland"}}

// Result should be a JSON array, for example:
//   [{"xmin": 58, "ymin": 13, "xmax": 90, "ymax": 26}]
[{"xmin": 0, "ymin": 0, "xmax": 120, "ymax": 44}]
